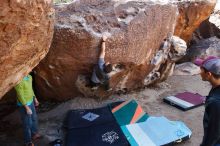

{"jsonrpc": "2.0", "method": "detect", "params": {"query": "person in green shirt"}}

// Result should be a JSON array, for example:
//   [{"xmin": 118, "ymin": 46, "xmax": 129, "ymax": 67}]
[{"xmin": 15, "ymin": 74, "xmax": 41, "ymax": 146}]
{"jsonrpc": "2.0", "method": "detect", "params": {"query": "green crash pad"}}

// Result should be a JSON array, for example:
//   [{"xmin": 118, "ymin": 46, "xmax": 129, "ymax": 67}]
[{"xmin": 111, "ymin": 99, "xmax": 149, "ymax": 126}]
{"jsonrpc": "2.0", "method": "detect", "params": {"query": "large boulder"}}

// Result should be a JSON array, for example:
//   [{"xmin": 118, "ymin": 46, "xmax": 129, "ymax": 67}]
[
  {"xmin": 174, "ymin": 0, "xmax": 216, "ymax": 43},
  {"xmin": 34, "ymin": 0, "xmax": 178, "ymax": 100},
  {"xmin": 191, "ymin": 1, "xmax": 220, "ymax": 42},
  {"xmin": 0, "ymin": 0, "xmax": 54, "ymax": 100}
]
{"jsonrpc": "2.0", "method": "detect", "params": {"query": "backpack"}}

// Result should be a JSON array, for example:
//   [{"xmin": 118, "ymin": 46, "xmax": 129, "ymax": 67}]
[{"xmin": 94, "ymin": 64, "xmax": 109, "ymax": 83}]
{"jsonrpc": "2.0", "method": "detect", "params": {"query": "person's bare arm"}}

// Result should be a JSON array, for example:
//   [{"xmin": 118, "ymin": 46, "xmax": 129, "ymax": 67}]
[
  {"xmin": 34, "ymin": 97, "xmax": 39, "ymax": 107},
  {"xmin": 24, "ymin": 105, "xmax": 32, "ymax": 115},
  {"xmin": 99, "ymin": 36, "xmax": 107, "ymax": 58}
]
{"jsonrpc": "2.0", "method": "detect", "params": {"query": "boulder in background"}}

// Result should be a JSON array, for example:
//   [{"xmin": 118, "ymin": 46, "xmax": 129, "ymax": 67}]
[{"xmin": 0, "ymin": 0, "xmax": 55, "ymax": 100}]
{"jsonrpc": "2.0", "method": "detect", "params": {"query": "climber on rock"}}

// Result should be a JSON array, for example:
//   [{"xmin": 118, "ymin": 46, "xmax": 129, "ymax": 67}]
[{"xmin": 89, "ymin": 35, "xmax": 113, "ymax": 91}]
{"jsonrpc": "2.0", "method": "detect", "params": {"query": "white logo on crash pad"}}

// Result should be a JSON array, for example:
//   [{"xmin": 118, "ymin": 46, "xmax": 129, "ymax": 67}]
[
  {"xmin": 102, "ymin": 131, "xmax": 119, "ymax": 144},
  {"xmin": 82, "ymin": 112, "xmax": 99, "ymax": 121}
]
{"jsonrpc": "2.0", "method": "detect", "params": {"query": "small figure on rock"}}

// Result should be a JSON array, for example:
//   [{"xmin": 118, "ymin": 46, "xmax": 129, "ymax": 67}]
[{"xmin": 89, "ymin": 35, "xmax": 113, "ymax": 91}]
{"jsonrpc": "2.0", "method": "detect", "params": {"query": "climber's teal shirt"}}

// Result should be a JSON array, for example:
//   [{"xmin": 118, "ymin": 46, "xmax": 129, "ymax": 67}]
[{"xmin": 15, "ymin": 75, "xmax": 35, "ymax": 106}]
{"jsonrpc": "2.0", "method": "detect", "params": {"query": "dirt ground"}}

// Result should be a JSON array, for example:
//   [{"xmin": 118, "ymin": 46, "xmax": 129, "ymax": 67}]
[{"xmin": 0, "ymin": 75, "xmax": 211, "ymax": 146}]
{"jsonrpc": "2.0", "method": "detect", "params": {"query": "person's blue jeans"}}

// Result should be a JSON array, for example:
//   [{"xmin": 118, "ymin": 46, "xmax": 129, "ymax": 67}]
[
  {"xmin": 215, "ymin": 145, "xmax": 220, "ymax": 146},
  {"xmin": 19, "ymin": 102, "xmax": 38, "ymax": 144}
]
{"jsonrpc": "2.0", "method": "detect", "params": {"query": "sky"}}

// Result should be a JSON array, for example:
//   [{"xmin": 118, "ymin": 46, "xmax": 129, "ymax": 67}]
[{"xmin": 215, "ymin": 0, "xmax": 220, "ymax": 11}]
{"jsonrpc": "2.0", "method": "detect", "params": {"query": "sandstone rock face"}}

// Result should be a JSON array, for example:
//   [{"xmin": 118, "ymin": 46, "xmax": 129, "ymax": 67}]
[
  {"xmin": 35, "ymin": 0, "xmax": 178, "ymax": 100},
  {"xmin": 192, "ymin": 17, "xmax": 220, "ymax": 43},
  {"xmin": 144, "ymin": 36, "xmax": 187, "ymax": 85},
  {"xmin": 192, "ymin": 3, "xmax": 220, "ymax": 42},
  {"xmin": 0, "ymin": 0, "xmax": 54, "ymax": 99},
  {"xmin": 174, "ymin": 0, "xmax": 216, "ymax": 43}
]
